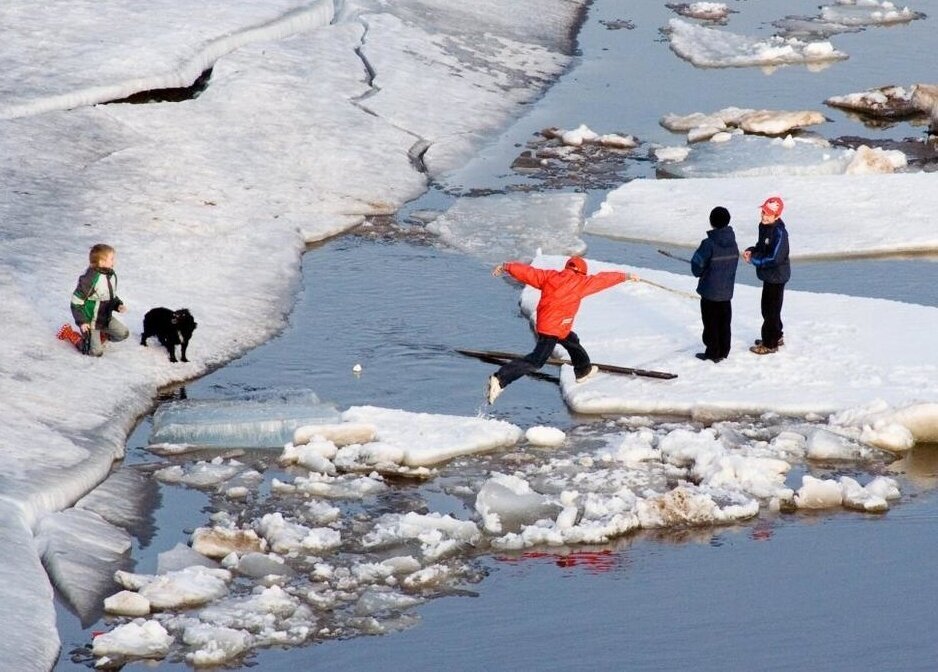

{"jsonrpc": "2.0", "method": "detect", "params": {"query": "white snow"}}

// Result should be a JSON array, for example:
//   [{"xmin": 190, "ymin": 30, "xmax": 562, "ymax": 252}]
[
  {"xmin": 0, "ymin": 0, "xmax": 585, "ymax": 659},
  {"xmin": 586, "ymin": 173, "xmax": 938, "ymax": 258}
]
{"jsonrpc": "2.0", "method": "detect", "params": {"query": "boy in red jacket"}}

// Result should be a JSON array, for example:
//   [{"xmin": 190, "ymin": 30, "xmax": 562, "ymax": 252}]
[{"xmin": 487, "ymin": 256, "xmax": 638, "ymax": 404}]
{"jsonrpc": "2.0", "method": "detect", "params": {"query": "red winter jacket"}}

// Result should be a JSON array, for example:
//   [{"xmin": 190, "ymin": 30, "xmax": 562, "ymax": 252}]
[{"xmin": 505, "ymin": 262, "xmax": 627, "ymax": 339}]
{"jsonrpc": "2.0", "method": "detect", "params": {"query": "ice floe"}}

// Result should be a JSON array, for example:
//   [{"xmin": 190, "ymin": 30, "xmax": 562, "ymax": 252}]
[
  {"xmin": 657, "ymin": 134, "xmax": 907, "ymax": 178},
  {"xmin": 666, "ymin": 2, "xmax": 732, "ymax": 22},
  {"xmin": 151, "ymin": 390, "xmax": 341, "ymax": 449},
  {"xmin": 667, "ymin": 18, "xmax": 847, "ymax": 69},
  {"xmin": 586, "ymin": 173, "xmax": 938, "ymax": 257},
  {"xmin": 502, "ymin": 254, "xmax": 938, "ymax": 440},
  {"xmin": 776, "ymin": 0, "xmax": 924, "ymax": 38}
]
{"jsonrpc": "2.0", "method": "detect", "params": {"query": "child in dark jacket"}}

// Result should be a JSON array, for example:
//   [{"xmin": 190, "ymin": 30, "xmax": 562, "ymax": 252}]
[
  {"xmin": 743, "ymin": 196, "xmax": 790, "ymax": 355},
  {"xmin": 691, "ymin": 207, "xmax": 739, "ymax": 362},
  {"xmin": 70, "ymin": 243, "xmax": 129, "ymax": 356},
  {"xmin": 487, "ymin": 256, "xmax": 638, "ymax": 404}
]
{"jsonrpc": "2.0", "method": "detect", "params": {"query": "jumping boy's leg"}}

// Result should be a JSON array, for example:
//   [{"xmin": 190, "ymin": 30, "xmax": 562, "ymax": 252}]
[
  {"xmin": 558, "ymin": 331, "xmax": 594, "ymax": 380},
  {"xmin": 494, "ymin": 336, "xmax": 557, "ymax": 388}
]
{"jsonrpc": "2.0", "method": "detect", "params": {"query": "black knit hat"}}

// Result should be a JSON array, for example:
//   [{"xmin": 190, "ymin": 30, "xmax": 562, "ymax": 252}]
[{"xmin": 709, "ymin": 206, "xmax": 731, "ymax": 229}]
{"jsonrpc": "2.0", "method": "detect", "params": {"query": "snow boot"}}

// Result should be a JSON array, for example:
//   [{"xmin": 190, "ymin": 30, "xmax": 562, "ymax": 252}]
[
  {"xmin": 575, "ymin": 365, "xmax": 600, "ymax": 383},
  {"xmin": 749, "ymin": 344, "xmax": 778, "ymax": 355}
]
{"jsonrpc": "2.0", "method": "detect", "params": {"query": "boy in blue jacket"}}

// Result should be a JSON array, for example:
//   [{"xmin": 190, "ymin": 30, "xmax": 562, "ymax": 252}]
[
  {"xmin": 743, "ymin": 196, "xmax": 790, "ymax": 355},
  {"xmin": 691, "ymin": 206, "xmax": 739, "ymax": 362}
]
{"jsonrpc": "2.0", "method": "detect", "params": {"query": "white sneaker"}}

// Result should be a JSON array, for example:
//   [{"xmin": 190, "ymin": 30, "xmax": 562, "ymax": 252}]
[
  {"xmin": 575, "ymin": 365, "xmax": 600, "ymax": 383},
  {"xmin": 486, "ymin": 375, "xmax": 503, "ymax": 404}
]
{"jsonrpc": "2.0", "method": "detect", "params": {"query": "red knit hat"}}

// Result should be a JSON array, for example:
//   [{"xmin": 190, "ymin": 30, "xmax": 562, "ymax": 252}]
[
  {"xmin": 565, "ymin": 256, "xmax": 587, "ymax": 274},
  {"xmin": 760, "ymin": 196, "xmax": 784, "ymax": 217}
]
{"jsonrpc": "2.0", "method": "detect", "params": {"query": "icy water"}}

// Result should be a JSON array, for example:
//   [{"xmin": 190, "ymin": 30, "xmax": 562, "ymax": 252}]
[{"xmin": 55, "ymin": 0, "xmax": 938, "ymax": 669}]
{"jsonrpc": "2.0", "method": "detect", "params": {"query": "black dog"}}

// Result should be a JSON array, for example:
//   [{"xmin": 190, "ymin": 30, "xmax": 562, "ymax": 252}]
[{"xmin": 141, "ymin": 308, "xmax": 197, "ymax": 363}]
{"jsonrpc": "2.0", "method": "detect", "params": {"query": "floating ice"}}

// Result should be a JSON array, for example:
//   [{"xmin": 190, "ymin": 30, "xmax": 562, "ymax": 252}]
[
  {"xmin": 821, "ymin": 0, "xmax": 923, "ymax": 26},
  {"xmin": 355, "ymin": 588, "xmax": 423, "ymax": 616},
  {"xmin": 586, "ymin": 173, "xmax": 938, "ymax": 257},
  {"xmin": 104, "ymin": 591, "xmax": 151, "ymax": 617},
  {"xmin": 235, "ymin": 552, "xmax": 295, "ymax": 580},
  {"xmin": 475, "ymin": 473, "xmax": 561, "ymax": 534},
  {"xmin": 341, "ymin": 406, "xmax": 523, "ymax": 467},
  {"xmin": 92, "ymin": 619, "xmax": 173, "ymax": 660},
  {"xmin": 826, "ymin": 85, "xmax": 919, "ymax": 119},
  {"xmin": 362, "ymin": 512, "xmax": 481, "ymax": 561},
  {"xmin": 806, "ymin": 428, "xmax": 878, "ymax": 461},
  {"xmin": 660, "ymin": 134, "xmax": 906, "ymax": 179},
  {"xmin": 196, "ymin": 585, "xmax": 313, "ymax": 645},
  {"xmin": 190, "ymin": 527, "xmax": 267, "ymax": 559},
  {"xmin": 427, "ymin": 192, "xmax": 587, "ymax": 265},
  {"xmin": 776, "ymin": 0, "xmax": 924, "ymax": 37},
  {"xmin": 794, "ymin": 475, "xmax": 844, "ymax": 509},
  {"xmin": 154, "ymin": 457, "xmax": 247, "ymax": 488},
  {"xmin": 281, "ymin": 472, "xmax": 389, "ymax": 500},
  {"xmin": 525, "ymin": 426, "xmax": 566, "ymax": 447},
  {"xmin": 115, "ymin": 565, "xmax": 231, "ymax": 610},
  {"xmin": 667, "ymin": 2, "xmax": 731, "ymax": 21},
  {"xmin": 183, "ymin": 623, "xmax": 253, "ymax": 666},
  {"xmin": 151, "ymin": 390, "xmax": 341, "ymax": 449},
  {"xmin": 667, "ymin": 18, "xmax": 847, "ymax": 69},
  {"xmin": 157, "ymin": 543, "xmax": 219, "ymax": 575},
  {"xmin": 257, "ymin": 512, "xmax": 341, "ymax": 555}
]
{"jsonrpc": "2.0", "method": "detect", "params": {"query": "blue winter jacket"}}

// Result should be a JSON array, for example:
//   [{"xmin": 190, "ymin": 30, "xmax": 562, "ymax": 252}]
[
  {"xmin": 746, "ymin": 219, "xmax": 790, "ymax": 284},
  {"xmin": 692, "ymin": 226, "xmax": 739, "ymax": 302}
]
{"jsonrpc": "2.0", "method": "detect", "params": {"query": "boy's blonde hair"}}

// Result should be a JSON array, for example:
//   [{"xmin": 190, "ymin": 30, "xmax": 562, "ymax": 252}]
[{"xmin": 89, "ymin": 243, "xmax": 115, "ymax": 266}]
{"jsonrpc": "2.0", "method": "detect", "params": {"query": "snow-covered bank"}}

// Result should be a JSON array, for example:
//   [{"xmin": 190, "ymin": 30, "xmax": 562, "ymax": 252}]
[
  {"xmin": 0, "ymin": 0, "xmax": 586, "ymax": 667},
  {"xmin": 510, "ymin": 255, "xmax": 938, "ymax": 434},
  {"xmin": 586, "ymin": 172, "xmax": 938, "ymax": 258}
]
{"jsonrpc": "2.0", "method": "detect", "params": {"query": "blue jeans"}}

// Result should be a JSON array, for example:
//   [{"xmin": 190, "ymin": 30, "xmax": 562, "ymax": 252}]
[
  {"xmin": 494, "ymin": 332, "xmax": 592, "ymax": 388},
  {"xmin": 88, "ymin": 316, "xmax": 129, "ymax": 356}
]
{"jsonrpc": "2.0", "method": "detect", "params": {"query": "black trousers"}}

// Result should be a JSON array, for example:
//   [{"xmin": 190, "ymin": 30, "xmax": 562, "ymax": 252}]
[
  {"xmin": 494, "ymin": 332, "xmax": 591, "ymax": 387},
  {"xmin": 700, "ymin": 298, "xmax": 732, "ymax": 359},
  {"xmin": 760, "ymin": 282, "xmax": 785, "ymax": 348}
]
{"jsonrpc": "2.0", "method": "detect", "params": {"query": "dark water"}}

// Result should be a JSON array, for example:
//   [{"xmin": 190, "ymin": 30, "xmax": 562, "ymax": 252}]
[{"xmin": 54, "ymin": 0, "xmax": 938, "ymax": 668}]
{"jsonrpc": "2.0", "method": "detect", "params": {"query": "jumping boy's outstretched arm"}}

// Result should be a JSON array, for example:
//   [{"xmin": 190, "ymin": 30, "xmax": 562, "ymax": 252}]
[{"xmin": 493, "ymin": 261, "xmax": 551, "ymax": 289}]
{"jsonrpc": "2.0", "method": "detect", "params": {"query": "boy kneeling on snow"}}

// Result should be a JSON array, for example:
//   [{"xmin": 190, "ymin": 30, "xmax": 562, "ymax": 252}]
[{"xmin": 70, "ymin": 243, "xmax": 129, "ymax": 357}]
